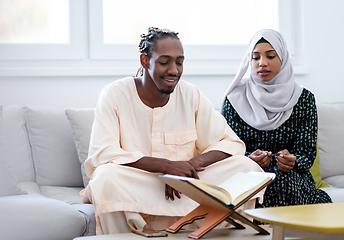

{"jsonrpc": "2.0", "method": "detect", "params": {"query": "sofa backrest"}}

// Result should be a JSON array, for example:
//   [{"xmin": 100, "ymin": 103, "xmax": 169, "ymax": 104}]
[
  {"xmin": 65, "ymin": 108, "xmax": 95, "ymax": 187},
  {"xmin": 3, "ymin": 105, "xmax": 83, "ymax": 187},
  {"xmin": 6, "ymin": 102, "xmax": 341, "ymax": 188},
  {"xmin": 3, "ymin": 106, "xmax": 34, "ymax": 183},
  {"xmin": 317, "ymin": 102, "xmax": 344, "ymax": 180}
]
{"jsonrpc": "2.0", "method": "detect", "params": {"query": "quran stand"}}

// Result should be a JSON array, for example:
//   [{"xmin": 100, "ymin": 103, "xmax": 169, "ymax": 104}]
[{"xmin": 166, "ymin": 204, "xmax": 269, "ymax": 239}]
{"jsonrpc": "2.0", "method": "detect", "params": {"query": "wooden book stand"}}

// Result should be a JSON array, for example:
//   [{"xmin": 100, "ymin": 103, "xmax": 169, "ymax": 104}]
[
  {"xmin": 159, "ymin": 174, "xmax": 274, "ymax": 239},
  {"xmin": 166, "ymin": 204, "xmax": 269, "ymax": 239}
]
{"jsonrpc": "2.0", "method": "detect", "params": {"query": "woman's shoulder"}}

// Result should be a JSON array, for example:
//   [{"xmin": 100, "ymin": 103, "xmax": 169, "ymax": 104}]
[
  {"xmin": 297, "ymin": 88, "xmax": 316, "ymax": 105},
  {"xmin": 294, "ymin": 88, "xmax": 317, "ymax": 114},
  {"xmin": 223, "ymin": 97, "xmax": 234, "ymax": 112},
  {"xmin": 223, "ymin": 97, "xmax": 242, "ymax": 120},
  {"xmin": 300, "ymin": 87, "xmax": 314, "ymax": 98}
]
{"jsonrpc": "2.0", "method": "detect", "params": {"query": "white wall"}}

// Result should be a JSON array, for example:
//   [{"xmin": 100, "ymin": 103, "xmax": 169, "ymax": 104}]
[
  {"xmin": 293, "ymin": 0, "xmax": 344, "ymax": 104},
  {"xmin": 0, "ymin": 0, "xmax": 343, "ymax": 109}
]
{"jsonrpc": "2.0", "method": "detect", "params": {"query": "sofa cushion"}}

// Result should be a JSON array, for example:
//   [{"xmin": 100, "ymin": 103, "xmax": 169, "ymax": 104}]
[
  {"xmin": 24, "ymin": 106, "xmax": 83, "ymax": 187},
  {"xmin": 309, "ymin": 141, "xmax": 329, "ymax": 188},
  {"xmin": 40, "ymin": 186, "xmax": 84, "ymax": 204},
  {"xmin": 0, "ymin": 106, "xmax": 27, "ymax": 197},
  {"xmin": 3, "ymin": 106, "xmax": 34, "ymax": 182},
  {"xmin": 65, "ymin": 108, "xmax": 95, "ymax": 187},
  {"xmin": 323, "ymin": 175, "xmax": 344, "ymax": 188},
  {"xmin": 317, "ymin": 103, "xmax": 344, "ymax": 180},
  {"xmin": 18, "ymin": 182, "xmax": 41, "ymax": 195},
  {"xmin": 72, "ymin": 203, "xmax": 97, "ymax": 236},
  {"xmin": 0, "ymin": 194, "xmax": 87, "ymax": 240},
  {"xmin": 321, "ymin": 186, "xmax": 344, "ymax": 203}
]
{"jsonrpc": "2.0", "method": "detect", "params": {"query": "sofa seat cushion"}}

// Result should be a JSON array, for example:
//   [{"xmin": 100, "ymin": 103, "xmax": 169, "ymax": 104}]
[
  {"xmin": 0, "ymin": 194, "xmax": 87, "ymax": 240},
  {"xmin": 39, "ymin": 186, "xmax": 96, "ymax": 236},
  {"xmin": 17, "ymin": 183, "xmax": 96, "ymax": 236},
  {"xmin": 18, "ymin": 181, "xmax": 41, "ymax": 195},
  {"xmin": 24, "ymin": 106, "xmax": 83, "ymax": 187},
  {"xmin": 321, "ymin": 186, "xmax": 344, "ymax": 203},
  {"xmin": 72, "ymin": 204, "xmax": 96, "ymax": 236},
  {"xmin": 40, "ymin": 186, "xmax": 84, "ymax": 204}
]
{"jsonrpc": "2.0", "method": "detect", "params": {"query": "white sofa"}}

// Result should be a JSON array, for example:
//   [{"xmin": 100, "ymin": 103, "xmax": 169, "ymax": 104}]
[
  {"xmin": 0, "ymin": 103, "xmax": 343, "ymax": 240},
  {"xmin": 0, "ymin": 106, "xmax": 95, "ymax": 240},
  {"xmin": 316, "ymin": 102, "xmax": 344, "ymax": 202}
]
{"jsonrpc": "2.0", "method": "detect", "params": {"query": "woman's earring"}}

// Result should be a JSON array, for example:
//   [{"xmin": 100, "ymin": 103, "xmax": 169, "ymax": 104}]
[{"xmin": 136, "ymin": 66, "xmax": 143, "ymax": 77}]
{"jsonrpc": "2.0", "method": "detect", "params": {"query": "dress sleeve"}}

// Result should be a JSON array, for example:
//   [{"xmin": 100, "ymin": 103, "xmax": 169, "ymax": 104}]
[
  {"xmin": 84, "ymin": 86, "xmax": 144, "ymax": 178},
  {"xmin": 290, "ymin": 90, "xmax": 317, "ymax": 173},
  {"xmin": 222, "ymin": 97, "xmax": 253, "ymax": 156},
  {"xmin": 194, "ymin": 89, "xmax": 245, "ymax": 156}
]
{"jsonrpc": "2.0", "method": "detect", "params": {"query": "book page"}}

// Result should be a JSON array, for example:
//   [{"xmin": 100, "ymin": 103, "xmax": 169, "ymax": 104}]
[
  {"xmin": 190, "ymin": 180, "xmax": 233, "ymax": 204},
  {"xmin": 218, "ymin": 172, "xmax": 274, "ymax": 206}
]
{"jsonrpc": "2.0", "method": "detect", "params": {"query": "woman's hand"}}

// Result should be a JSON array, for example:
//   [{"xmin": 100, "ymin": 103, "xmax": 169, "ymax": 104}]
[
  {"xmin": 249, "ymin": 149, "xmax": 271, "ymax": 168},
  {"xmin": 275, "ymin": 149, "xmax": 296, "ymax": 173}
]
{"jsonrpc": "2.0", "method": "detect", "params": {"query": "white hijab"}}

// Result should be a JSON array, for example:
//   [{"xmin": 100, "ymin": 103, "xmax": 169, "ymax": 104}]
[{"xmin": 221, "ymin": 29, "xmax": 303, "ymax": 131}]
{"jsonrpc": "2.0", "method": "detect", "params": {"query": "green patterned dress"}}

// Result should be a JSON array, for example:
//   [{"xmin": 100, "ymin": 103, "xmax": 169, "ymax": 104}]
[{"xmin": 222, "ymin": 88, "xmax": 332, "ymax": 207}]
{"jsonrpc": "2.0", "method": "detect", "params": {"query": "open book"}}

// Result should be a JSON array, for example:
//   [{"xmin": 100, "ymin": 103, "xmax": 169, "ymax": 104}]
[{"xmin": 159, "ymin": 171, "xmax": 275, "ymax": 208}]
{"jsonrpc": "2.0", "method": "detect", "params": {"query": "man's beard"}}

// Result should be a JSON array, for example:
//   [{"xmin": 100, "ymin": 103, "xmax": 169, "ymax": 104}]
[{"xmin": 159, "ymin": 88, "xmax": 174, "ymax": 95}]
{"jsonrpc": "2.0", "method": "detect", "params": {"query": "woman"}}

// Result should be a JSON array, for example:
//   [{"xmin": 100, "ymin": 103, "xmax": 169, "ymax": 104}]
[{"xmin": 221, "ymin": 29, "xmax": 332, "ymax": 207}]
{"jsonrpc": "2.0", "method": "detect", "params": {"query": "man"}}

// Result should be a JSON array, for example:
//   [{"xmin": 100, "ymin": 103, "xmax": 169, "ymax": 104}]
[{"xmin": 82, "ymin": 27, "xmax": 264, "ymax": 235}]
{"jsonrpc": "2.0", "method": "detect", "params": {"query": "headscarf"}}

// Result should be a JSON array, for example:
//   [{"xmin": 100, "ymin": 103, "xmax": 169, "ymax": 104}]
[{"xmin": 221, "ymin": 29, "xmax": 303, "ymax": 131}]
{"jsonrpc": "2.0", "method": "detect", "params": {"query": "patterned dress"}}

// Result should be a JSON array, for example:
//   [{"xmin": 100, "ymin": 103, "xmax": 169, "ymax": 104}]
[{"xmin": 223, "ymin": 88, "xmax": 332, "ymax": 207}]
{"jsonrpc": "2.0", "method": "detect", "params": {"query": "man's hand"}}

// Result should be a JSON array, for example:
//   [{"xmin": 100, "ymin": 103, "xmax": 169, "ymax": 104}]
[
  {"xmin": 165, "ymin": 184, "xmax": 181, "ymax": 201},
  {"xmin": 188, "ymin": 158, "xmax": 206, "ymax": 173},
  {"xmin": 123, "ymin": 151, "xmax": 230, "ymax": 201},
  {"xmin": 165, "ymin": 150, "xmax": 230, "ymax": 201},
  {"xmin": 165, "ymin": 158, "xmax": 207, "ymax": 201},
  {"xmin": 275, "ymin": 149, "xmax": 296, "ymax": 173},
  {"xmin": 124, "ymin": 157, "xmax": 199, "ymax": 201},
  {"xmin": 249, "ymin": 149, "xmax": 271, "ymax": 168},
  {"xmin": 164, "ymin": 161, "xmax": 201, "ymax": 201},
  {"xmin": 164, "ymin": 160, "xmax": 200, "ymax": 178}
]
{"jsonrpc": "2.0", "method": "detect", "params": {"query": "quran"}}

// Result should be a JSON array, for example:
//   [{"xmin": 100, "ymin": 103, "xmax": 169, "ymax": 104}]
[{"xmin": 159, "ymin": 171, "xmax": 275, "ymax": 207}]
